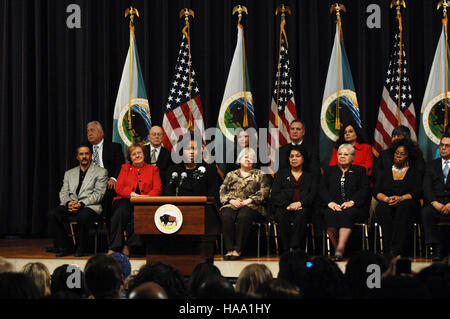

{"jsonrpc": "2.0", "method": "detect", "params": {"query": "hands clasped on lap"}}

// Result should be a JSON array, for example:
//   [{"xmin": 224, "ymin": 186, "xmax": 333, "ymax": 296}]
[
  {"xmin": 230, "ymin": 198, "xmax": 253, "ymax": 209},
  {"xmin": 432, "ymin": 202, "xmax": 450, "ymax": 215},
  {"xmin": 287, "ymin": 202, "xmax": 303, "ymax": 211},
  {"xmin": 328, "ymin": 201, "xmax": 354, "ymax": 211}
]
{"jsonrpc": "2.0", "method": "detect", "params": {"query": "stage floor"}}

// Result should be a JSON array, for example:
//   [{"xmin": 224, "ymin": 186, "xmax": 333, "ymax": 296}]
[{"xmin": 0, "ymin": 238, "xmax": 433, "ymax": 278}]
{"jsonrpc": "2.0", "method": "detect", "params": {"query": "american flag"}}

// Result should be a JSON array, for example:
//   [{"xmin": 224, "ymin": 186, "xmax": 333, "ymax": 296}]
[
  {"xmin": 268, "ymin": 29, "xmax": 297, "ymax": 162},
  {"xmin": 373, "ymin": 17, "xmax": 416, "ymax": 157},
  {"xmin": 162, "ymin": 30, "xmax": 204, "ymax": 151}
]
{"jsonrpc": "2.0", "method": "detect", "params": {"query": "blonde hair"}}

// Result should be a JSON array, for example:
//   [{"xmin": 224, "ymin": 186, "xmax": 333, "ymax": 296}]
[
  {"xmin": 235, "ymin": 263, "xmax": 273, "ymax": 296},
  {"xmin": 22, "ymin": 262, "xmax": 51, "ymax": 296},
  {"xmin": 0, "ymin": 256, "xmax": 14, "ymax": 273}
]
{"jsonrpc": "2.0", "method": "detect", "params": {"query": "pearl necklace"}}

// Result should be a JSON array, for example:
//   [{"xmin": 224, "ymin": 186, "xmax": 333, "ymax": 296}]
[{"xmin": 392, "ymin": 165, "xmax": 408, "ymax": 174}]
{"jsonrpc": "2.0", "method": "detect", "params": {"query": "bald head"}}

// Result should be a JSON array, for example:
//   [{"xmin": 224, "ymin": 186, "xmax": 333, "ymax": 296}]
[
  {"xmin": 148, "ymin": 126, "xmax": 164, "ymax": 148},
  {"xmin": 129, "ymin": 282, "xmax": 168, "ymax": 299}
]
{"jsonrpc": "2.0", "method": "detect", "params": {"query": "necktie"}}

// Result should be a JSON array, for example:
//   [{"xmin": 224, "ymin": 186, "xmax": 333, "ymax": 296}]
[
  {"xmin": 444, "ymin": 160, "xmax": 449, "ymax": 183},
  {"xmin": 151, "ymin": 149, "xmax": 157, "ymax": 164},
  {"xmin": 93, "ymin": 145, "xmax": 100, "ymax": 165}
]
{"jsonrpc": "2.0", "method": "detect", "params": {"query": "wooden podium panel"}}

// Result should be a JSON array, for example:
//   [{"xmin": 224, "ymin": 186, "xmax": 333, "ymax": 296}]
[
  {"xmin": 131, "ymin": 196, "xmax": 221, "ymax": 275},
  {"xmin": 134, "ymin": 205, "xmax": 206, "ymax": 235}
]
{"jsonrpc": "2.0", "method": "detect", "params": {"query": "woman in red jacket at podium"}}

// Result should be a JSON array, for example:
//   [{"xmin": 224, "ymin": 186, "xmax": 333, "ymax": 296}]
[{"xmin": 107, "ymin": 142, "xmax": 162, "ymax": 256}]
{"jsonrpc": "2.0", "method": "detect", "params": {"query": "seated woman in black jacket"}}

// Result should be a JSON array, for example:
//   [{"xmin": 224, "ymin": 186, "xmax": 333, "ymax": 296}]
[
  {"xmin": 321, "ymin": 143, "xmax": 370, "ymax": 261},
  {"xmin": 270, "ymin": 145, "xmax": 317, "ymax": 253},
  {"xmin": 374, "ymin": 138, "xmax": 422, "ymax": 257}
]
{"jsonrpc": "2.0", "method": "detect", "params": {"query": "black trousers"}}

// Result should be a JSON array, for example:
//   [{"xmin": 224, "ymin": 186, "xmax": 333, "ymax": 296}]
[
  {"xmin": 221, "ymin": 206, "xmax": 260, "ymax": 253},
  {"xmin": 101, "ymin": 188, "xmax": 116, "ymax": 219},
  {"xmin": 375, "ymin": 200, "xmax": 417, "ymax": 256},
  {"xmin": 48, "ymin": 205, "xmax": 98, "ymax": 252},
  {"xmin": 275, "ymin": 208, "xmax": 309, "ymax": 252},
  {"xmin": 109, "ymin": 198, "xmax": 140, "ymax": 251},
  {"xmin": 421, "ymin": 204, "xmax": 450, "ymax": 255}
]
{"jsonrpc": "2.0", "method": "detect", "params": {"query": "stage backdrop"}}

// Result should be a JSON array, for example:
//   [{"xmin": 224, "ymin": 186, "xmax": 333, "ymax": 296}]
[{"xmin": 0, "ymin": 0, "xmax": 443, "ymax": 235}]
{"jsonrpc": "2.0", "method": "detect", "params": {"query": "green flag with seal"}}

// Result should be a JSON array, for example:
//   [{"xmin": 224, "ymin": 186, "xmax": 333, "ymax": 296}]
[
  {"xmin": 113, "ymin": 7, "xmax": 151, "ymax": 154},
  {"xmin": 419, "ymin": 16, "xmax": 450, "ymax": 162},
  {"xmin": 320, "ymin": 9, "xmax": 360, "ymax": 165},
  {"xmin": 215, "ymin": 22, "xmax": 256, "ymax": 178}
]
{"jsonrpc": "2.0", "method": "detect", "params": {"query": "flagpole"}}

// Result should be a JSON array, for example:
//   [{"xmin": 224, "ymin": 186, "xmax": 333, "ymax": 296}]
[
  {"xmin": 330, "ymin": 3, "xmax": 346, "ymax": 131},
  {"xmin": 391, "ymin": 1, "xmax": 406, "ymax": 126},
  {"xmin": 180, "ymin": 8, "xmax": 195, "ymax": 130},
  {"xmin": 275, "ymin": 5, "xmax": 291, "ymax": 128},
  {"xmin": 438, "ymin": 0, "xmax": 449, "ymax": 132},
  {"xmin": 125, "ymin": 6, "xmax": 139, "ymax": 130},
  {"xmin": 233, "ymin": 5, "xmax": 249, "ymax": 128}
]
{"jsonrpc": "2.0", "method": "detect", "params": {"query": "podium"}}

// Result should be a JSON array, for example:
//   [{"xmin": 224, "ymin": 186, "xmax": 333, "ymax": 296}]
[{"xmin": 132, "ymin": 196, "xmax": 221, "ymax": 275}]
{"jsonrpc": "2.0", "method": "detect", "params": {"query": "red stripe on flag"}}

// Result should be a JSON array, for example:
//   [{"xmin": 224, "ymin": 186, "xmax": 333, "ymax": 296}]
[
  {"xmin": 403, "ymin": 108, "xmax": 417, "ymax": 131},
  {"xmin": 379, "ymin": 97, "xmax": 399, "ymax": 128}
]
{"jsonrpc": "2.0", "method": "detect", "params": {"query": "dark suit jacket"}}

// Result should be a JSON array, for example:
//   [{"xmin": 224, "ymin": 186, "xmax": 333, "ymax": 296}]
[
  {"xmin": 423, "ymin": 158, "xmax": 450, "ymax": 204},
  {"xmin": 319, "ymin": 165, "xmax": 370, "ymax": 208},
  {"xmin": 144, "ymin": 145, "xmax": 173, "ymax": 187},
  {"xmin": 270, "ymin": 168, "xmax": 318, "ymax": 210},
  {"xmin": 278, "ymin": 142, "xmax": 320, "ymax": 176},
  {"xmin": 84, "ymin": 140, "xmax": 124, "ymax": 180}
]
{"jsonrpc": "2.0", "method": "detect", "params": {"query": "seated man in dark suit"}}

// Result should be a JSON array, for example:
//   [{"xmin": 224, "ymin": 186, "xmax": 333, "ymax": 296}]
[
  {"xmin": 87, "ymin": 121, "xmax": 125, "ymax": 190},
  {"xmin": 144, "ymin": 125, "xmax": 173, "ymax": 187},
  {"xmin": 48, "ymin": 143, "xmax": 108, "ymax": 257},
  {"xmin": 86, "ymin": 121, "xmax": 125, "ymax": 220},
  {"xmin": 278, "ymin": 119, "xmax": 320, "ymax": 176},
  {"xmin": 422, "ymin": 133, "xmax": 450, "ymax": 260}
]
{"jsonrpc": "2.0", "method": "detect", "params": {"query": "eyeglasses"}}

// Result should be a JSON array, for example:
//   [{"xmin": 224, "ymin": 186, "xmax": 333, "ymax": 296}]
[{"xmin": 440, "ymin": 143, "xmax": 450, "ymax": 148}]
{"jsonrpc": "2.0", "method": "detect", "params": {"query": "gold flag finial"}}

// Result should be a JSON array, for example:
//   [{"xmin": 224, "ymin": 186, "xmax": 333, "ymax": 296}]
[
  {"xmin": 391, "ymin": 0, "xmax": 406, "ymax": 16},
  {"xmin": 179, "ymin": 8, "xmax": 196, "ymax": 129},
  {"xmin": 125, "ymin": 6, "xmax": 140, "ymax": 26},
  {"xmin": 330, "ymin": 3, "xmax": 346, "ymax": 131},
  {"xmin": 438, "ymin": 0, "xmax": 450, "ymax": 17},
  {"xmin": 179, "ymin": 8, "xmax": 195, "ymax": 25},
  {"xmin": 330, "ymin": 3, "xmax": 346, "ymax": 21},
  {"xmin": 233, "ymin": 5, "xmax": 248, "ymax": 24},
  {"xmin": 276, "ymin": 4, "xmax": 292, "ymax": 20}
]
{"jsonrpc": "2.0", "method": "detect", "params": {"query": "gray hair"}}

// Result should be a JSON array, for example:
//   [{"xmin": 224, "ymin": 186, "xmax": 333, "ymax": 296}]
[
  {"xmin": 236, "ymin": 147, "xmax": 257, "ymax": 164},
  {"xmin": 338, "ymin": 143, "xmax": 355, "ymax": 156},
  {"xmin": 87, "ymin": 121, "xmax": 103, "ymax": 132}
]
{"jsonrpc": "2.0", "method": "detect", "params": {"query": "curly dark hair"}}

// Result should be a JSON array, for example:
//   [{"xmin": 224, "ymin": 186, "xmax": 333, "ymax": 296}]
[
  {"xmin": 388, "ymin": 137, "xmax": 423, "ymax": 167},
  {"xmin": 334, "ymin": 121, "xmax": 367, "ymax": 149}
]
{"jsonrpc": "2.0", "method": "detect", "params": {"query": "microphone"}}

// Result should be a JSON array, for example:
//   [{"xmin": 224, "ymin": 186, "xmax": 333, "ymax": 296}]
[
  {"xmin": 168, "ymin": 172, "xmax": 179, "ymax": 185},
  {"xmin": 176, "ymin": 172, "xmax": 187, "ymax": 196},
  {"xmin": 179, "ymin": 172, "xmax": 187, "ymax": 186}
]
